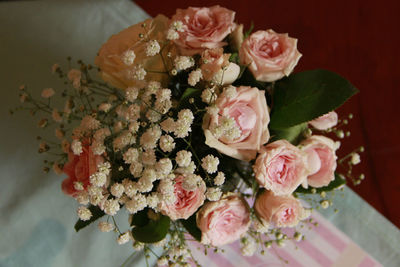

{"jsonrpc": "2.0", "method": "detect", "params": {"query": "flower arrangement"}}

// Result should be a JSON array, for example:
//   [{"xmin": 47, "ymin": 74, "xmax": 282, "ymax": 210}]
[{"xmin": 13, "ymin": 5, "xmax": 364, "ymax": 266}]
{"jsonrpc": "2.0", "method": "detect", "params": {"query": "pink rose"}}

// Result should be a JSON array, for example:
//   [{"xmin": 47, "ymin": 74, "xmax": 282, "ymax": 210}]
[
  {"xmin": 254, "ymin": 190, "xmax": 308, "ymax": 227},
  {"xmin": 62, "ymin": 143, "xmax": 104, "ymax": 197},
  {"xmin": 239, "ymin": 30, "xmax": 302, "ymax": 82},
  {"xmin": 309, "ymin": 111, "xmax": 338, "ymax": 130},
  {"xmin": 300, "ymin": 135, "xmax": 338, "ymax": 187},
  {"xmin": 95, "ymin": 15, "xmax": 175, "ymax": 89},
  {"xmin": 253, "ymin": 140, "xmax": 308, "ymax": 195},
  {"xmin": 171, "ymin": 6, "xmax": 235, "ymax": 55},
  {"xmin": 203, "ymin": 86, "xmax": 270, "ymax": 161},
  {"xmin": 159, "ymin": 175, "xmax": 206, "ymax": 220},
  {"xmin": 196, "ymin": 194, "xmax": 250, "ymax": 246}
]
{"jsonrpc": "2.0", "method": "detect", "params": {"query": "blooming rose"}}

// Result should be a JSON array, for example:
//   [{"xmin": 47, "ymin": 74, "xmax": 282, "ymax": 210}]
[
  {"xmin": 300, "ymin": 135, "xmax": 338, "ymax": 187},
  {"xmin": 197, "ymin": 194, "xmax": 250, "ymax": 246},
  {"xmin": 309, "ymin": 111, "xmax": 338, "ymax": 130},
  {"xmin": 171, "ymin": 6, "xmax": 235, "ymax": 55},
  {"xmin": 254, "ymin": 190, "xmax": 308, "ymax": 227},
  {"xmin": 159, "ymin": 175, "xmax": 206, "ymax": 220},
  {"xmin": 203, "ymin": 86, "xmax": 270, "ymax": 161},
  {"xmin": 62, "ymin": 143, "xmax": 104, "ymax": 196},
  {"xmin": 240, "ymin": 30, "xmax": 302, "ymax": 82},
  {"xmin": 95, "ymin": 15, "xmax": 175, "ymax": 89},
  {"xmin": 253, "ymin": 140, "xmax": 308, "ymax": 195}
]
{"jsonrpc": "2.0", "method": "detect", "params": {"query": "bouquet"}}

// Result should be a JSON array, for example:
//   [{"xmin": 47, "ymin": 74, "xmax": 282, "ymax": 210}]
[{"xmin": 14, "ymin": 5, "xmax": 364, "ymax": 266}]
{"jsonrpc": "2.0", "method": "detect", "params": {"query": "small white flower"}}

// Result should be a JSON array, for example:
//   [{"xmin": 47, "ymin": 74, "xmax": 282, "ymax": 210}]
[
  {"xmin": 188, "ymin": 68, "xmax": 202, "ymax": 86},
  {"xmin": 123, "ymin": 179, "xmax": 137, "ymax": 198},
  {"xmin": 98, "ymin": 103, "xmax": 111, "ymax": 113},
  {"xmin": 90, "ymin": 172, "xmax": 107, "ymax": 187},
  {"xmin": 75, "ymin": 191, "xmax": 89, "ymax": 205},
  {"xmin": 351, "ymin": 153, "xmax": 361, "ymax": 165},
  {"xmin": 71, "ymin": 139, "xmax": 82, "ymax": 155},
  {"xmin": 123, "ymin": 148, "xmax": 140, "ymax": 164},
  {"xmin": 77, "ymin": 206, "xmax": 92, "ymax": 221},
  {"xmin": 182, "ymin": 174, "xmax": 202, "ymax": 191},
  {"xmin": 156, "ymin": 158, "xmax": 173, "ymax": 175},
  {"xmin": 214, "ymin": 172, "xmax": 225, "ymax": 186},
  {"xmin": 201, "ymin": 88, "xmax": 216, "ymax": 104},
  {"xmin": 41, "ymin": 88, "xmax": 55, "ymax": 98},
  {"xmin": 74, "ymin": 181, "xmax": 84, "ymax": 191},
  {"xmin": 145, "ymin": 40, "xmax": 161, "ymax": 56},
  {"xmin": 52, "ymin": 109, "xmax": 62, "ymax": 123},
  {"xmin": 130, "ymin": 162, "xmax": 143, "ymax": 178},
  {"xmin": 133, "ymin": 241, "xmax": 144, "ymax": 251},
  {"xmin": 240, "ymin": 238, "xmax": 257, "ymax": 256},
  {"xmin": 80, "ymin": 115, "xmax": 100, "ymax": 132},
  {"xmin": 125, "ymin": 194, "xmax": 147, "ymax": 214},
  {"xmin": 167, "ymin": 28, "xmax": 179, "ymax": 40},
  {"xmin": 146, "ymin": 193, "xmax": 160, "ymax": 210},
  {"xmin": 224, "ymin": 85, "xmax": 237, "ymax": 99},
  {"xmin": 67, "ymin": 69, "xmax": 81, "ymax": 89},
  {"xmin": 121, "ymin": 49, "xmax": 136, "ymax": 66},
  {"xmin": 172, "ymin": 21, "xmax": 184, "ymax": 32},
  {"xmin": 174, "ymin": 56, "xmax": 194, "ymax": 71},
  {"xmin": 91, "ymin": 141, "xmax": 105, "ymax": 155},
  {"xmin": 201, "ymin": 155, "xmax": 219, "ymax": 174},
  {"xmin": 98, "ymin": 221, "xmax": 114, "ymax": 232},
  {"xmin": 159, "ymin": 135, "xmax": 175, "ymax": 152},
  {"xmin": 176, "ymin": 150, "xmax": 192, "ymax": 167},
  {"xmin": 205, "ymin": 187, "xmax": 222, "ymax": 201},
  {"xmin": 104, "ymin": 199, "xmax": 120, "ymax": 216},
  {"xmin": 142, "ymin": 149, "xmax": 156, "ymax": 165},
  {"xmin": 117, "ymin": 232, "xmax": 131, "ymax": 245},
  {"xmin": 111, "ymin": 183, "xmax": 125, "ymax": 198},
  {"xmin": 140, "ymin": 126, "xmax": 162, "ymax": 150},
  {"xmin": 160, "ymin": 118, "xmax": 176, "ymax": 133},
  {"xmin": 125, "ymin": 87, "xmax": 140, "ymax": 102}
]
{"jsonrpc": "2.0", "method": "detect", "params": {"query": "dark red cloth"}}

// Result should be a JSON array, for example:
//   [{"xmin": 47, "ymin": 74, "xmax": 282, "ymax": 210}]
[{"xmin": 135, "ymin": 0, "xmax": 400, "ymax": 228}]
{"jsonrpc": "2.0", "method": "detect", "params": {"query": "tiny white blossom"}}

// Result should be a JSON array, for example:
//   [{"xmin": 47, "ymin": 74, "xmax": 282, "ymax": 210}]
[
  {"xmin": 240, "ymin": 238, "xmax": 257, "ymax": 256},
  {"xmin": 174, "ymin": 56, "xmax": 194, "ymax": 71},
  {"xmin": 41, "ymin": 88, "xmax": 55, "ymax": 98},
  {"xmin": 201, "ymin": 88, "xmax": 216, "ymax": 104},
  {"xmin": 133, "ymin": 241, "xmax": 144, "ymax": 251},
  {"xmin": 188, "ymin": 69, "xmax": 202, "ymax": 86},
  {"xmin": 98, "ymin": 103, "xmax": 111, "ymax": 113},
  {"xmin": 351, "ymin": 153, "xmax": 361, "ymax": 165},
  {"xmin": 52, "ymin": 109, "xmax": 62, "ymax": 123},
  {"xmin": 111, "ymin": 183, "xmax": 125, "ymax": 198},
  {"xmin": 126, "ymin": 194, "xmax": 147, "ymax": 214},
  {"xmin": 71, "ymin": 139, "xmax": 82, "ymax": 155},
  {"xmin": 94, "ymin": 128, "xmax": 111, "ymax": 141},
  {"xmin": 77, "ymin": 206, "xmax": 92, "ymax": 221},
  {"xmin": 140, "ymin": 126, "xmax": 161, "ymax": 150},
  {"xmin": 117, "ymin": 232, "xmax": 131, "ymax": 245},
  {"xmin": 201, "ymin": 155, "xmax": 219, "ymax": 174},
  {"xmin": 129, "ymin": 121, "xmax": 140, "ymax": 133},
  {"xmin": 130, "ymin": 162, "xmax": 143, "ymax": 178},
  {"xmin": 142, "ymin": 149, "xmax": 156, "ymax": 165},
  {"xmin": 74, "ymin": 181, "xmax": 84, "ymax": 191},
  {"xmin": 205, "ymin": 187, "xmax": 222, "ymax": 201},
  {"xmin": 224, "ymin": 85, "xmax": 237, "ymax": 98},
  {"xmin": 68, "ymin": 69, "xmax": 81, "ymax": 89},
  {"xmin": 172, "ymin": 21, "xmax": 184, "ymax": 32},
  {"xmin": 122, "ymin": 49, "xmax": 136, "ymax": 66},
  {"xmin": 98, "ymin": 221, "xmax": 114, "ymax": 232},
  {"xmin": 113, "ymin": 131, "xmax": 135, "ymax": 151},
  {"xmin": 167, "ymin": 28, "xmax": 179, "ymax": 40},
  {"xmin": 91, "ymin": 141, "xmax": 105, "ymax": 155},
  {"xmin": 175, "ymin": 161, "xmax": 196, "ymax": 175},
  {"xmin": 214, "ymin": 172, "xmax": 225, "ymax": 186},
  {"xmin": 125, "ymin": 87, "xmax": 140, "ymax": 102},
  {"xmin": 90, "ymin": 172, "xmax": 107, "ymax": 187},
  {"xmin": 253, "ymin": 219, "xmax": 269, "ymax": 233},
  {"xmin": 145, "ymin": 40, "xmax": 161, "ymax": 56},
  {"xmin": 176, "ymin": 150, "xmax": 192, "ymax": 167},
  {"xmin": 159, "ymin": 135, "xmax": 175, "ymax": 152},
  {"xmin": 146, "ymin": 193, "xmax": 160, "ymax": 210},
  {"xmin": 75, "ymin": 191, "xmax": 89, "ymax": 205},
  {"xmin": 80, "ymin": 115, "xmax": 100, "ymax": 132},
  {"xmin": 123, "ymin": 148, "xmax": 140, "ymax": 164},
  {"xmin": 146, "ymin": 109, "xmax": 162, "ymax": 122},
  {"xmin": 104, "ymin": 199, "xmax": 120, "ymax": 216},
  {"xmin": 157, "ymin": 256, "xmax": 168, "ymax": 266},
  {"xmin": 123, "ymin": 179, "xmax": 138, "ymax": 198},
  {"xmin": 160, "ymin": 118, "xmax": 176, "ymax": 133},
  {"xmin": 156, "ymin": 158, "xmax": 173, "ymax": 175},
  {"xmin": 182, "ymin": 174, "xmax": 203, "ymax": 191}
]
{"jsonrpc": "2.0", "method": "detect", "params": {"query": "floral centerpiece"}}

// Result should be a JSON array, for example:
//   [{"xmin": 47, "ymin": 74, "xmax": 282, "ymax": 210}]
[{"xmin": 14, "ymin": 5, "xmax": 364, "ymax": 266}]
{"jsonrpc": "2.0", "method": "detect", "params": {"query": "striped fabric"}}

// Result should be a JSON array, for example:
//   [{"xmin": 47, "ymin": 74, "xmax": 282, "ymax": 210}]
[{"xmin": 188, "ymin": 212, "xmax": 381, "ymax": 267}]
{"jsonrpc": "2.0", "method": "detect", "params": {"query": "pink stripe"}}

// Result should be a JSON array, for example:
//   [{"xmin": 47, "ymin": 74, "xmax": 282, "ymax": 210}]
[
  {"xmin": 297, "ymin": 239, "xmax": 333, "ymax": 266},
  {"xmin": 206, "ymin": 249, "xmax": 236, "ymax": 267},
  {"xmin": 312, "ymin": 216, "xmax": 348, "ymax": 252},
  {"xmin": 274, "ymin": 245, "xmax": 304, "ymax": 267},
  {"xmin": 229, "ymin": 241, "xmax": 267, "ymax": 266},
  {"xmin": 358, "ymin": 256, "xmax": 378, "ymax": 267}
]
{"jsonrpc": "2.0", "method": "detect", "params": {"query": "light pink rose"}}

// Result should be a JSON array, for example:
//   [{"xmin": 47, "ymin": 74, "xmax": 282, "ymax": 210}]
[
  {"xmin": 196, "ymin": 194, "xmax": 250, "ymax": 246},
  {"xmin": 300, "ymin": 135, "xmax": 338, "ymax": 188},
  {"xmin": 171, "ymin": 6, "xmax": 235, "ymax": 56},
  {"xmin": 253, "ymin": 140, "xmax": 308, "ymax": 195},
  {"xmin": 159, "ymin": 175, "xmax": 206, "ymax": 220},
  {"xmin": 309, "ymin": 111, "xmax": 338, "ymax": 130},
  {"xmin": 95, "ymin": 15, "xmax": 175, "ymax": 89},
  {"xmin": 239, "ymin": 30, "xmax": 302, "ymax": 82},
  {"xmin": 254, "ymin": 190, "xmax": 308, "ymax": 227},
  {"xmin": 203, "ymin": 86, "xmax": 270, "ymax": 161},
  {"xmin": 62, "ymin": 141, "xmax": 104, "ymax": 197}
]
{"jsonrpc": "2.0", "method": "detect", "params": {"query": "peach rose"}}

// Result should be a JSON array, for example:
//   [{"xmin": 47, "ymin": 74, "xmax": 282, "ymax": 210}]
[
  {"xmin": 171, "ymin": 6, "xmax": 235, "ymax": 55},
  {"xmin": 300, "ymin": 135, "xmax": 338, "ymax": 188},
  {"xmin": 239, "ymin": 30, "xmax": 302, "ymax": 82},
  {"xmin": 309, "ymin": 111, "xmax": 338, "ymax": 130},
  {"xmin": 196, "ymin": 194, "xmax": 250, "ymax": 246},
  {"xmin": 95, "ymin": 15, "xmax": 175, "ymax": 89},
  {"xmin": 203, "ymin": 86, "xmax": 270, "ymax": 161},
  {"xmin": 62, "ymin": 143, "xmax": 103, "ymax": 197},
  {"xmin": 253, "ymin": 140, "xmax": 308, "ymax": 195},
  {"xmin": 254, "ymin": 190, "xmax": 308, "ymax": 227},
  {"xmin": 159, "ymin": 175, "xmax": 206, "ymax": 220}
]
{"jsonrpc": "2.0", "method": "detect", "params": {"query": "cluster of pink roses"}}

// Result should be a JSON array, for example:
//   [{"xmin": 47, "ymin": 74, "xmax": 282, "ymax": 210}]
[{"xmin": 62, "ymin": 5, "xmax": 341, "ymax": 249}]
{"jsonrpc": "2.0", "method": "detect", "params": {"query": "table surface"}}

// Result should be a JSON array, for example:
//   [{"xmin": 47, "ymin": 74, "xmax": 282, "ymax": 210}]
[{"xmin": 0, "ymin": 1, "xmax": 399, "ymax": 267}]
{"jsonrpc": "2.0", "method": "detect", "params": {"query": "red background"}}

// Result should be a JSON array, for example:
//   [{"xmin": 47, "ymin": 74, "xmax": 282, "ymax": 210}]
[{"xmin": 135, "ymin": 0, "xmax": 400, "ymax": 228}]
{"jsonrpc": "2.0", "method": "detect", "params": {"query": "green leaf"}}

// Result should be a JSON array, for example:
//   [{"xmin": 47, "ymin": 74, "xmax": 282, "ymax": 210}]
[
  {"xmin": 229, "ymin": 52, "xmax": 239, "ymax": 63},
  {"xmin": 74, "ymin": 205, "xmax": 105, "ymax": 232},
  {"xmin": 295, "ymin": 173, "xmax": 346, "ymax": 194},
  {"xmin": 131, "ymin": 214, "xmax": 170, "ymax": 243},
  {"xmin": 270, "ymin": 123, "xmax": 308, "ymax": 145},
  {"xmin": 130, "ymin": 208, "xmax": 150, "ymax": 227},
  {"xmin": 180, "ymin": 214, "xmax": 201, "ymax": 241},
  {"xmin": 244, "ymin": 21, "xmax": 254, "ymax": 39},
  {"xmin": 270, "ymin": 69, "xmax": 358, "ymax": 129},
  {"xmin": 180, "ymin": 87, "xmax": 198, "ymax": 102}
]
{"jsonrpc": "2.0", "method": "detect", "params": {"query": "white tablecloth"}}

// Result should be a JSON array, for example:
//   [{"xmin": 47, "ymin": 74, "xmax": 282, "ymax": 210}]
[{"xmin": 0, "ymin": 1, "xmax": 399, "ymax": 266}]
